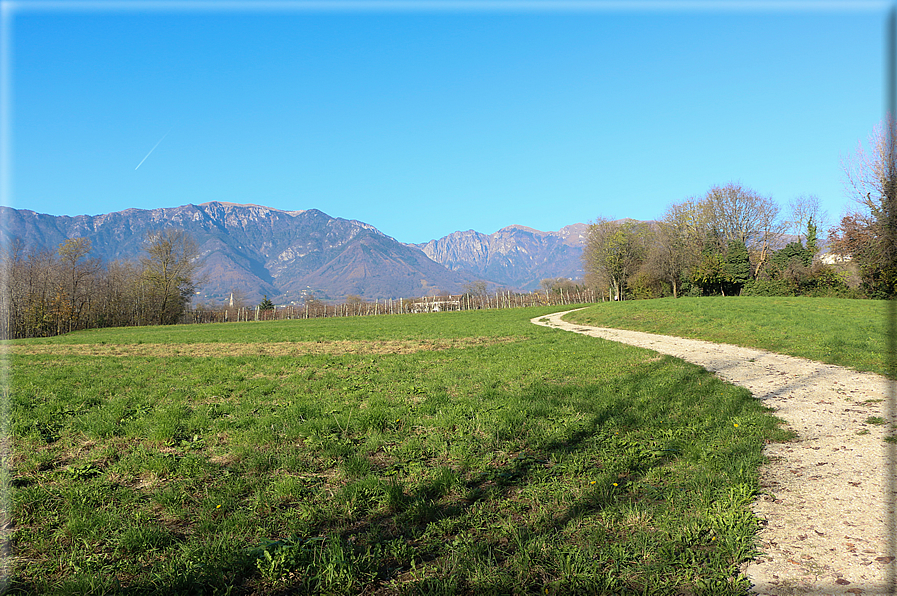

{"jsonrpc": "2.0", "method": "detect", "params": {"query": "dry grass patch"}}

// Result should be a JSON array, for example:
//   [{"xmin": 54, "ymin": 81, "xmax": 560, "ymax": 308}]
[{"xmin": 11, "ymin": 336, "xmax": 522, "ymax": 358}]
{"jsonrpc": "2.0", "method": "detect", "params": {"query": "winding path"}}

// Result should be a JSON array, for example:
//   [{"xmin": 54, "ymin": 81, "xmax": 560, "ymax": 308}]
[{"xmin": 533, "ymin": 310, "xmax": 897, "ymax": 595}]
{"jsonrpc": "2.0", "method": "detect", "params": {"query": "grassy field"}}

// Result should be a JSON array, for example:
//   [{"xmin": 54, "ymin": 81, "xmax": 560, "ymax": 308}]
[
  {"xmin": 564, "ymin": 296, "xmax": 891, "ymax": 378},
  {"xmin": 9, "ymin": 305, "xmax": 792, "ymax": 595}
]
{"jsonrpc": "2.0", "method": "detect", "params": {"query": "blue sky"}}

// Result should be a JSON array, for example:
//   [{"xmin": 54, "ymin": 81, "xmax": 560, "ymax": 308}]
[{"xmin": 4, "ymin": 1, "xmax": 891, "ymax": 243}]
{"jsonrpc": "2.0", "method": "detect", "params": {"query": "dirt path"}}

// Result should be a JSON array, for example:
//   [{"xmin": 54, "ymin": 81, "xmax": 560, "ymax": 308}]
[{"xmin": 533, "ymin": 310, "xmax": 897, "ymax": 595}]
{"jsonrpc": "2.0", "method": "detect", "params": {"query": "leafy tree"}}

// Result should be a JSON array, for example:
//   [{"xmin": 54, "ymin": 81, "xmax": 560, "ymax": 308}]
[
  {"xmin": 773, "ymin": 241, "xmax": 812, "ymax": 269},
  {"xmin": 805, "ymin": 218, "xmax": 819, "ymax": 255},
  {"xmin": 724, "ymin": 240, "xmax": 751, "ymax": 295},
  {"xmin": 691, "ymin": 248, "xmax": 729, "ymax": 296},
  {"xmin": 583, "ymin": 218, "xmax": 650, "ymax": 301}
]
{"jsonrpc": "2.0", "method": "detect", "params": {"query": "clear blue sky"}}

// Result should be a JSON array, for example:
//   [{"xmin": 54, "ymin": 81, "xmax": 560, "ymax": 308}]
[{"xmin": 4, "ymin": 1, "xmax": 890, "ymax": 244}]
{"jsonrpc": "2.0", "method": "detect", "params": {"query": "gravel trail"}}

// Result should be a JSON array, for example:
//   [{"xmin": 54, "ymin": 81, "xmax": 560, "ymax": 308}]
[{"xmin": 532, "ymin": 310, "xmax": 897, "ymax": 595}]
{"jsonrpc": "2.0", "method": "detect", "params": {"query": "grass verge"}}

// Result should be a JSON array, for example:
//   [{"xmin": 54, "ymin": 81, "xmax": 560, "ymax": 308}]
[
  {"xmin": 564, "ymin": 296, "xmax": 889, "ymax": 377},
  {"xmin": 9, "ymin": 305, "xmax": 790, "ymax": 595}
]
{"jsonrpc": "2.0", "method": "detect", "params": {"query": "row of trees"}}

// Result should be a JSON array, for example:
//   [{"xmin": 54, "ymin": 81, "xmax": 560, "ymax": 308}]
[
  {"xmin": 1, "ymin": 229, "xmax": 201, "ymax": 339},
  {"xmin": 585, "ymin": 119, "xmax": 897, "ymax": 300},
  {"xmin": 185, "ymin": 284, "xmax": 598, "ymax": 324},
  {"xmin": 583, "ymin": 183, "xmax": 837, "ymax": 300}
]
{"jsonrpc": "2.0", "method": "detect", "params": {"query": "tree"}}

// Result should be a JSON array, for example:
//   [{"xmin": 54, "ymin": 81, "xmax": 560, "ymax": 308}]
[
  {"xmin": 20, "ymin": 244, "xmax": 57, "ymax": 337},
  {"xmin": 841, "ymin": 117, "xmax": 895, "ymax": 220},
  {"xmin": 583, "ymin": 218, "xmax": 650, "ymax": 301},
  {"xmin": 724, "ymin": 240, "xmax": 751, "ymax": 295},
  {"xmin": 344, "ymin": 294, "xmax": 364, "ymax": 315},
  {"xmin": 805, "ymin": 218, "xmax": 819, "ymax": 256},
  {"xmin": 463, "ymin": 280, "xmax": 489, "ymax": 297},
  {"xmin": 140, "ymin": 229, "xmax": 202, "ymax": 325},
  {"xmin": 834, "ymin": 117, "xmax": 897, "ymax": 297},
  {"xmin": 691, "ymin": 249, "xmax": 728, "ymax": 296},
  {"xmin": 258, "ymin": 295, "xmax": 275, "ymax": 311},
  {"xmin": 644, "ymin": 200, "xmax": 709, "ymax": 298},
  {"xmin": 702, "ymin": 182, "xmax": 782, "ymax": 249},
  {"xmin": 788, "ymin": 194, "xmax": 828, "ymax": 245},
  {"xmin": 463, "ymin": 280, "xmax": 489, "ymax": 308},
  {"xmin": 56, "ymin": 237, "xmax": 100, "ymax": 333},
  {"xmin": 98, "ymin": 259, "xmax": 141, "ymax": 328},
  {"xmin": 540, "ymin": 277, "xmax": 577, "ymax": 293}
]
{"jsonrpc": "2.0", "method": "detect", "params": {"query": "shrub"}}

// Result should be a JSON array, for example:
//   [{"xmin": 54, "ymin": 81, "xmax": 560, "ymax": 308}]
[{"xmin": 741, "ymin": 279, "xmax": 795, "ymax": 297}]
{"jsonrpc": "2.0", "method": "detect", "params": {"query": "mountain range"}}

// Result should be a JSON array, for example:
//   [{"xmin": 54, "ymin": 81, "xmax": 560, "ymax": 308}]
[{"xmin": 0, "ymin": 202, "xmax": 587, "ymax": 304}]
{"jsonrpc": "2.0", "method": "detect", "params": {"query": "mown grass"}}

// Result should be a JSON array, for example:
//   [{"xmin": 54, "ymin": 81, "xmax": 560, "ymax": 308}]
[
  {"xmin": 8, "ymin": 305, "xmax": 791, "ymax": 595},
  {"xmin": 565, "ymin": 296, "xmax": 890, "ymax": 378}
]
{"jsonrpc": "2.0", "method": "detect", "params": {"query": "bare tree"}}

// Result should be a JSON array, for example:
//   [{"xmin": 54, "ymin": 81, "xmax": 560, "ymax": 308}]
[
  {"xmin": 838, "ymin": 117, "xmax": 897, "ymax": 295},
  {"xmin": 841, "ymin": 117, "xmax": 895, "ymax": 219},
  {"xmin": 140, "ymin": 229, "xmax": 202, "ymax": 325},
  {"xmin": 702, "ymin": 182, "xmax": 783, "ymax": 248},
  {"xmin": 0, "ymin": 239, "xmax": 26, "ymax": 338},
  {"xmin": 644, "ymin": 200, "xmax": 709, "ymax": 298},
  {"xmin": 345, "ymin": 294, "xmax": 364, "ymax": 315},
  {"xmin": 463, "ymin": 280, "xmax": 489, "ymax": 308},
  {"xmin": 463, "ymin": 280, "xmax": 488, "ymax": 297},
  {"xmin": 56, "ymin": 238, "xmax": 101, "ymax": 333},
  {"xmin": 699, "ymin": 182, "xmax": 784, "ymax": 278},
  {"xmin": 787, "ymin": 194, "xmax": 828, "ymax": 245},
  {"xmin": 98, "ymin": 259, "xmax": 141, "ymax": 328}
]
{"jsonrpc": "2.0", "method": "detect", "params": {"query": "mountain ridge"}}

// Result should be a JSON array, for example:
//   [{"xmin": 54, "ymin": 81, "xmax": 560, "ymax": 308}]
[
  {"xmin": 412, "ymin": 223, "xmax": 587, "ymax": 291},
  {"xmin": 0, "ymin": 202, "xmax": 587, "ymax": 303}
]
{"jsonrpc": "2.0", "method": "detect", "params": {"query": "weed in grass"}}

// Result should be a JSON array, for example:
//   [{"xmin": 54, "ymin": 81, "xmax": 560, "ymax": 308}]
[{"xmin": 866, "ymin": 416, "xmax": 887, "ymax": 425}]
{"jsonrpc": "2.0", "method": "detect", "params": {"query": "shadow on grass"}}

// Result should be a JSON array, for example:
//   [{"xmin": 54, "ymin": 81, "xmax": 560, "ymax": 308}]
[
  {"xmin": 9, "ymin": 362, "xmax": 762, "ymax": 595},
  {"xmin": 227, "ymin": 378, "xmax": 678, "ymax": 594}
]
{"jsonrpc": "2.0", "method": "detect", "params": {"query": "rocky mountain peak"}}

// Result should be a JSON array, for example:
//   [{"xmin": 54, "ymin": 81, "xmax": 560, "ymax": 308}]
[{"xmin": 0, "ymin": 202, "xmax": 585, "ymax": 302}]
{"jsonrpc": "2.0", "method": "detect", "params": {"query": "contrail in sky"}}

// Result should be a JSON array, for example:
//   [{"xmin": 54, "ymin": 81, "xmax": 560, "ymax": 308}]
[{"xmin": 135, "ymin": 128, "xmax": 172, "ymax": 170}]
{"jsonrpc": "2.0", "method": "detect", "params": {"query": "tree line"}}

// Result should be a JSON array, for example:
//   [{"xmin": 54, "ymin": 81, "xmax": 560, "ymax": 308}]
[
  {"xmin": 583, "ymin": 120, "xmax": 896, "ymax": 301},
  {"xmin": 0, "ymin": 223, "xmax": 596, "ymax": 339},
  {"xmin": 4, "ymin": 121, "xmax": 893, "ymax": 337},
  {"xmin": 0, "ymin": 229, "xmax": 200, "ymax": 339},
  {"xmin": 184, "ymin": 284, "xmax": 597, "ymax": 324}
]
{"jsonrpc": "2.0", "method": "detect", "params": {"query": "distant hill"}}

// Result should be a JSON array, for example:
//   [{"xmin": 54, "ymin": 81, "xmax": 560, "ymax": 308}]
[{"xmin": 0, "ymin": 202, "xmax": 587, "ymax": 303}]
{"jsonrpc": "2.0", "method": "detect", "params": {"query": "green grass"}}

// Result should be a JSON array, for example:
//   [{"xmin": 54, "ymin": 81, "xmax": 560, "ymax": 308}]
[
  {"xmin": 9, "ymin": 305, "xmax": 791, "ymax": 595},
  {"xmin": 564, "ymin": 296, "xmax": 890, "ymax": 377}
]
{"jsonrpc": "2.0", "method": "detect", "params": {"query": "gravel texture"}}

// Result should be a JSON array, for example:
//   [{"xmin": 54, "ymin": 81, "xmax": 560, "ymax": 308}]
[{"xmin": 532, "ymin": 310, "xmax": 897, "ymax": 595}]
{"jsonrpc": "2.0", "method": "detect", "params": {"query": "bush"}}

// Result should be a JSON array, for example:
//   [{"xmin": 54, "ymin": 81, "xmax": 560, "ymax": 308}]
[{"xmin": 741, "ymin": 279, "xmax": 795, "ymax": 297}]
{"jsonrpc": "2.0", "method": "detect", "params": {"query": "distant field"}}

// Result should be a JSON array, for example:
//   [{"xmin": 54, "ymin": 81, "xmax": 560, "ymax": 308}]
[
  {"xmin": 565, "ymin": 296, "xmax": 890, "ymax": 378},
  {"xmin": 10, "ymin": 305, "xmax": 790, "ymax": 595}
]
